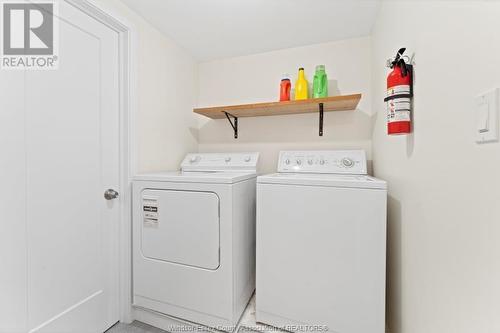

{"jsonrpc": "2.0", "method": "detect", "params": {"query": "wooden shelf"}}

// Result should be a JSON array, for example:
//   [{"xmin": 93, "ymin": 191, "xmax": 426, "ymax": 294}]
[
  {"xmin": 193, "ymin": 94, "xmax": 361, "ymax": 119},
  {"xmin": 193, "ymin": 94, "xmax": 362, "ymax": 138}
]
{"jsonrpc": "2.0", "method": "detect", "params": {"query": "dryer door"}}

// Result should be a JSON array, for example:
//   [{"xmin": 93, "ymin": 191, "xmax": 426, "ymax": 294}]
[{"xmin": 141, "ymin": 189, "xmax": 220, "ymax": 270}]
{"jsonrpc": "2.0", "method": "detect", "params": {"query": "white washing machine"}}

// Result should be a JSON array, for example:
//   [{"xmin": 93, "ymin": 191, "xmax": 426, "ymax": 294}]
[
  {"xmin": 256, "ymin": 150, "xmax": 387, "ymax": 333},
  {"xmin": 133, "ymin": 152, "xmax": 259, "ymax": 330}
]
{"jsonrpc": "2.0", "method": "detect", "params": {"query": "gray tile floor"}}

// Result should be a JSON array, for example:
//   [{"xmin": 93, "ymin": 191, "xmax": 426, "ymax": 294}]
[
  {"xmin": 106, "ymin": 321, "xmax": 169, "ymax": 333},
  {"xmin": 106, "ymin": 321, "xmax": 255, "ymax": 333},
  {"xmin": 106, "ymin": 294, "xmax": 278, "ymax": 333}
]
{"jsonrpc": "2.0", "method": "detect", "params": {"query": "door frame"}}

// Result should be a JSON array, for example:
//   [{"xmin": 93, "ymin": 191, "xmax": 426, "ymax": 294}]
[{"xmin": 64, "ymin": 0, "xmax": 137, "ymax": 324}]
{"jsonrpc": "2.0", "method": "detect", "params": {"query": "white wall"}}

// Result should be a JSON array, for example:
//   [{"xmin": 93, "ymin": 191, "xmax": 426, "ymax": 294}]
[
  {"xmin": 371, "ymin": 1, "xmax": 500, "ymax": 333},
  {"xmin": 197, "ymin": 37, "xmax": 373, "ymax": 173},
  {"xmin": 100, "ymin": 0, "xmax": 198, "ymax": 173}
]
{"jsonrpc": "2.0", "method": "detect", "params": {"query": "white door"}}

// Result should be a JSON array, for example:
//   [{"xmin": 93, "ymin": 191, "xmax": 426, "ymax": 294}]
[
  {"xmin": 0, "ymin": 1, "xmax": 120, "ymax": 332},
  {"xmin": 141, "ymin": 189, "xmax": 220, "ymax": 270}
]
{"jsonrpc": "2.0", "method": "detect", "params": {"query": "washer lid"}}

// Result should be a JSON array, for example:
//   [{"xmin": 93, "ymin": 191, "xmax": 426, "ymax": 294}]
[
  {"xmin": 134, "ymin": 171, "xmax": 257, "ymax": 184},
  {"xmin": 257, "ymin": 173, "xmax": 387, "ymax": 189}
]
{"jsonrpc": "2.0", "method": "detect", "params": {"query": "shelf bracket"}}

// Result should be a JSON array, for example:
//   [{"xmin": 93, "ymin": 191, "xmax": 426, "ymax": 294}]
[
  {"xmin": 224, "ymin": 111, "xmax": 238, "ymax": 139},
  {"xmin": 319, "ymin": 103, "xmax": 324, "ymax": 136}
]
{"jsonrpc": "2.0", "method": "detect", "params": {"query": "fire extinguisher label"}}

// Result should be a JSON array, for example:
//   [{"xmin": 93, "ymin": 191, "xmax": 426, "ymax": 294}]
[
  {"xmin": 387, "ymin": 97, "xmax": 411, "ymax": 122},
  {"xmin": 387, "ymin": 84, "xmax": 411, "ymax": 97}
]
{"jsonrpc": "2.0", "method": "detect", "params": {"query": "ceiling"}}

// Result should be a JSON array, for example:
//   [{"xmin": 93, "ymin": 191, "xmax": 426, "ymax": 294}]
[{"xmin": 120, "ymin": 0, "xmax": 381, "ymax": 62}]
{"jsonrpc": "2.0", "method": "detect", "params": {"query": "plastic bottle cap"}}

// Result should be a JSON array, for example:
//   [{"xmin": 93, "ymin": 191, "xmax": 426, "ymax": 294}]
[{"xmin": 315, "ymin": 65, "xmax": 325, "ymax": 71}]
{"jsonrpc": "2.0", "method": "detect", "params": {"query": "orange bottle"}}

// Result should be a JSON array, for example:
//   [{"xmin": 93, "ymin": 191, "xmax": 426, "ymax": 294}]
[{"xmin": 279, "ymin": 74, "xmax": 291, "ymax": 101}]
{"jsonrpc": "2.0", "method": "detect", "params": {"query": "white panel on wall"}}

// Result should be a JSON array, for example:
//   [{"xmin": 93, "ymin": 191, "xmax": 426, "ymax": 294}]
[{"xmin": 475, "ymin": 88, "xmax": 499, "ymax": 143}]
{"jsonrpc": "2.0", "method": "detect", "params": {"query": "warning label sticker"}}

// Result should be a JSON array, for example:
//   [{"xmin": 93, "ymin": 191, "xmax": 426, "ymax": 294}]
[
  {"xmin": 387, "ymin": 97, "xmax": 411, "ymax": 123},
  {"xmin": 387, "ymin": 84, "xmax": 411, "ymax": 97}
]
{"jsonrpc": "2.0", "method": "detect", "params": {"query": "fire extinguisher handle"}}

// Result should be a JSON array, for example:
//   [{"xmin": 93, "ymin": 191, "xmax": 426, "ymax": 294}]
[{"xmin": 400, "ymin": 60, "xmax": 408, "ymax": 77}]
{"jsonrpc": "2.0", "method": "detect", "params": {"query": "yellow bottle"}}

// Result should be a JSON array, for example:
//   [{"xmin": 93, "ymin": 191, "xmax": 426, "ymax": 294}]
[{"xmin": 295, "ymin": 67, "xmax": 309, "ymax": 100}]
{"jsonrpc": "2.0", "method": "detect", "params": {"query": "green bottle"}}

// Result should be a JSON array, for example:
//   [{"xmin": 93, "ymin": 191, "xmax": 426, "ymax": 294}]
[{"xmin": 313, "ymin": 65, "xmax": 328, "ymax": 98}]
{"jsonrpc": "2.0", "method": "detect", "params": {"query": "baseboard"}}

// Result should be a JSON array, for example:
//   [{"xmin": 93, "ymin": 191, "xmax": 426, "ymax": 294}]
[{"xmin": 133, "ymin": 306, "xmax": 233, "ymax": 333}]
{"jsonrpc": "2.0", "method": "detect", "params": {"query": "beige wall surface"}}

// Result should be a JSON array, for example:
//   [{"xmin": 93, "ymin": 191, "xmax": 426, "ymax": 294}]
[
  {"xmin": 99, "ymin": 0, "xmax": 199, "ymax": 173},
  {"xmin": 196, "ymin": 37, "xmax": 373, "ymax": 173},
  {"xmin": 371, "ymin": 1, "xmax": 500, "ymax": 333}
]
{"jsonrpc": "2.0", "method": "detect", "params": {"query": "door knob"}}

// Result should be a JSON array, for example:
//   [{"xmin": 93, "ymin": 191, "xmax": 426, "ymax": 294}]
[{"xmin": 104, "ymin": 189, "xmax": 119, "ymax": 200}]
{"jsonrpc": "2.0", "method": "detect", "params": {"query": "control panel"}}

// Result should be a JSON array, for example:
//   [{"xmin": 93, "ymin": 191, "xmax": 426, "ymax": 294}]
[
  {"xmin": 277, "ymin": 150, "xmax": 367, "ymax": 174},
  {"xmin": 181, "ymin": 152, "xmax": 259, "ymax": 172}
]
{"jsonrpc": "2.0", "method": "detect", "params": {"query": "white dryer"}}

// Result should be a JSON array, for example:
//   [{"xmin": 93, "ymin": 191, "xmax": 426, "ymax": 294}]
[
  {"xmin": 133, "ymin": 153, "xmax": 259, "ymax": 330},
  {"xmin": 256, "ymin": 150, "xmax": 387, "ymax": 333}
]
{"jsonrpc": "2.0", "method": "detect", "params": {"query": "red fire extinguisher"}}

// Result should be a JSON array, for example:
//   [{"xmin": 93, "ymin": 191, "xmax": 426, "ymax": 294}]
[{"xmin": 385, "ymin": 48, "xmax": 413, "ymax": 135}]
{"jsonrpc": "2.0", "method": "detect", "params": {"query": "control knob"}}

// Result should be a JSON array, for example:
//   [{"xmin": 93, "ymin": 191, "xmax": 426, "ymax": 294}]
[{"xmin": 342, "ymin": 158, "xmax": 354, "ymax": 168}]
